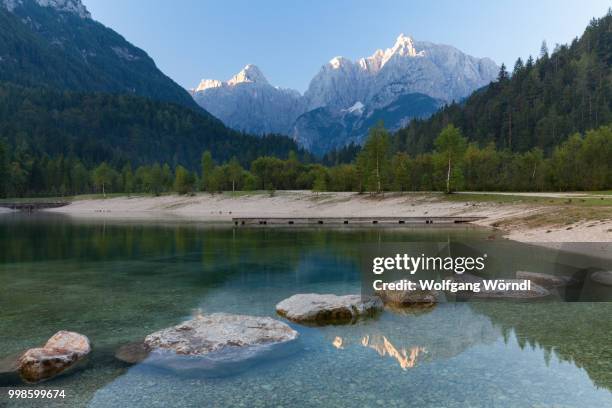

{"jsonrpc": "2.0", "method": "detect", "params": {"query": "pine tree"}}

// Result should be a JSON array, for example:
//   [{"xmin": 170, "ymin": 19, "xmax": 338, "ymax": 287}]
[
  {"xmin": 497, "ymin": 63, "xmax": 509, "ymax": 82},
  {"xmin": 513, "ymin": 57, "xmax": 524, "ymax": 76},
  {"xmin": 540, "ymin": 40, "xmax": 549, "ymax": 59}
]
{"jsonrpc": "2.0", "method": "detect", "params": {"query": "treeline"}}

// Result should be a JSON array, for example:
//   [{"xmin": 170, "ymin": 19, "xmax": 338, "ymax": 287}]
[
  {"xmin": 331, "ymin": 124, "xmax": 611, "ymax": 193},
  {"xmin": 395, "ymin": 11, "xmax": 611, "ymax": 155},
  {"xmin": 1, "ymin": 124, "xmax": 609, "ymax": 197},
  {"xmin": 0, "ymin": 82, "xmax": 311, "ymax": 171}
]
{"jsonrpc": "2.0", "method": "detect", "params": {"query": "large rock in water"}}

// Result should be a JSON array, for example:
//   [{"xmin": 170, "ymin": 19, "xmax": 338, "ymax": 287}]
[
  {"xmin": 144, "ymin": 313, "xmax": 298, "ymax": 355},
  {"xmin": 276, "ymin": 294, "xmax": 383, "ymax": 325},
  {"xmin": 138, "ymin": 313, "xmax": 298, "ymax": 372},
  {"xmin": 17, "ymin": 331, "xmax": 91, "ymax": 383}
]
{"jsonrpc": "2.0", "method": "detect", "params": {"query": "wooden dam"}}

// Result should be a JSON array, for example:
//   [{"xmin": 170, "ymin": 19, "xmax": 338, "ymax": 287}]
[{"xmin": 232, "ymin": 216, "xmax": 486, "ymax": 226}]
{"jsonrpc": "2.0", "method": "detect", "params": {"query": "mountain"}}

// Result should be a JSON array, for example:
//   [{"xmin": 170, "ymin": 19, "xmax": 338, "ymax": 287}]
[
  {"xmin": 0, "ymin": 0, "xmax": 199, "ymax": 109},
  {"xmin": 191, "ymin": 64, "xmax": 305, "ymax": 134},
  {"xmin": 293, "ymin": 93, "xmax": 441, "ymax": 155},
  {"xmin": 191, "ymin": 34, "xmax": 497, "ymax": 154},
  {"xmin": 394, "ymin": 11, "xmax": 612, "ymax": 154},
  {"xmin": 304, "ymin": 34, "xmax": 498, "ymax": 111}
]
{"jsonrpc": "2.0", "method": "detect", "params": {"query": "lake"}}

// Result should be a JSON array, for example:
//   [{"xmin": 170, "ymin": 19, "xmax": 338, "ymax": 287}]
[{"xmin": 0, "ymin": 213, "xmax": 610, "ymax": 407}]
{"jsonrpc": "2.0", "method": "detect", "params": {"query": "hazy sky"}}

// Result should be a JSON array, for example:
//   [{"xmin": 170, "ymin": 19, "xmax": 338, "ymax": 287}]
[{"xmin": 84, "ymin": 0, "xmax": 610, "ymax": 92}]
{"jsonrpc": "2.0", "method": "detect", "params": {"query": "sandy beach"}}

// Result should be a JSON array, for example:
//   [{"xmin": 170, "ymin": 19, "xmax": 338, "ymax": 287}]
[{"xmin": 34, "ymin": 190, "xmax": 611, "ymax": 245}]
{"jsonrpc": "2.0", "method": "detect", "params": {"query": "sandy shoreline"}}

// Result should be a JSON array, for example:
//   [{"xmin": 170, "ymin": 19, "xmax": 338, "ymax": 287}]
[{"xmin": 31, "ymin": 191, "xmax": 610, "ymax": 245}]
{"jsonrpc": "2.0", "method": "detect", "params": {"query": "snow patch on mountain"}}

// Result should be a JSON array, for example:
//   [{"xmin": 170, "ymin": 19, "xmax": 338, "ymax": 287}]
[
  {"xmin": 343, "ymin": 101, "xmax": 365, "ymax": 115},
  {"xmin": 228, "ymin": 64, "xmax": 268, "ymax": 86}
]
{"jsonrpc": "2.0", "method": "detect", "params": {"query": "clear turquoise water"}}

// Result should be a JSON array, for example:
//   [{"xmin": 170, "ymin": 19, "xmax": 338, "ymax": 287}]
[{"xmin": 0, "ymin": 214, "xmax": 610, "ymax": 408}]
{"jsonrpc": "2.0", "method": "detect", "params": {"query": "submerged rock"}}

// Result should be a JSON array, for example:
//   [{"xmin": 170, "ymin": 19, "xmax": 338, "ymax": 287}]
[
  {"xmin": 0, "ymin": 352, "xmax": 21, "ymax": 384},
  {"xmin": 144, "ymin": 313, "xmax": 298, "ymax": 356},
  {"xmin": 276, "ymin": 294, "xmax": 383, "ymax": 325},
  {"xmin": 591, "ymin": 271, "xmax": 612, "ymax": 286},
  {"xmin": 115, "ymin": 342, "xmax": 150, "ymax": 364},
  {"xmin": 18, "ymin": 331, "xmax": 91, "ymax": 383},
  {"xmin": 375, "ymin": 280, "xmax": 439, "ymax": 308},
  {"xmin": 516, "ymin": 271, "xmax": 577, "ymax": 288}
]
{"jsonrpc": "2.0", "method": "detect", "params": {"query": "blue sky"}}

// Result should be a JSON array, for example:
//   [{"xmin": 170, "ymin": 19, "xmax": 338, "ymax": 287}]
[{"xmin": 85, "ymin": 0, "xmax": 610, "ymax": 92}]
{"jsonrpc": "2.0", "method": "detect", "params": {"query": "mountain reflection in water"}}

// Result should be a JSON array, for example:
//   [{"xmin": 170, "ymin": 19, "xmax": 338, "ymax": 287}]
[{"xmin": 332, "ymin": 334, "xmax": 426, "ymax": 370}]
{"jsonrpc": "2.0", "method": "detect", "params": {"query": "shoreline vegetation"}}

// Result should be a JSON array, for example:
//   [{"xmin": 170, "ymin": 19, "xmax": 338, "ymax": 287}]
[{"xmin": 1, "ymin": 124, "xmax": 610, "ymax": 198}]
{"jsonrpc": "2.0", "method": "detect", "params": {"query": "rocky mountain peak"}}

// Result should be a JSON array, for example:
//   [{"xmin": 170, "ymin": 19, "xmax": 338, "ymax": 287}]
[
  {"xmin": 2, "ymin": 0, "xmax": 90, "ymax": 18},
  {"xmin": 360, "ymin": 33, "xmax": 425, "ymax": 73},
  {"xmin": 193, "ymin": 79, "xmax": 223, "ymax": 92},
  {"xmin": 192, "ymin": 64, "xmax": 270, "ymax": 93},
  {"xmin": 389, "ymin": 33, "xmax": 420, "ymax": 58},
  {"xmin": 328, "ymin": 56, "xmax": 351, "ymax": 70},
  {"xmin": 228, "ymin": 64, "xmax": 268, "ymax": 86}
]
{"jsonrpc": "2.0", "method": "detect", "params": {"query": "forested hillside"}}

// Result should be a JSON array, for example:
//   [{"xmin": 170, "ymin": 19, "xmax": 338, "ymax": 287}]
[
  {"xmin": 0, "ymin": 82, "xmax": 309, "ymax": 196},
  {"xmin": 394, "ymin": 11, "xmax": 611, "ymax": 154},
  {"xmin": 0, "ymin": 1, "xmax": 199, "ymax": 109}
]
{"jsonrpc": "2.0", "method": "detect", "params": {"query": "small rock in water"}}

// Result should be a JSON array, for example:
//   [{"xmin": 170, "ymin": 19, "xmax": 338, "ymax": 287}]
[
  {"xmin": 374, "ymin": 280, "xmax": 439, "ymax": 308},
  {"xmin": 17, "ymin": 331, "xmax": 91, "ymax": 383},
  {"xmin": 44, "ymin": 330, "xmax": 90, "ymax": 353},
  {"xmin": 591, "ymin": 271, "xmax": 612, "ymax": 286},
  {"xmin": 515, "ymin": 271, "xmax": 577, "ymax": 288},
  {"xmin": 276, "ymin": 294, "xmax": 383, "ymax": 325}
]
